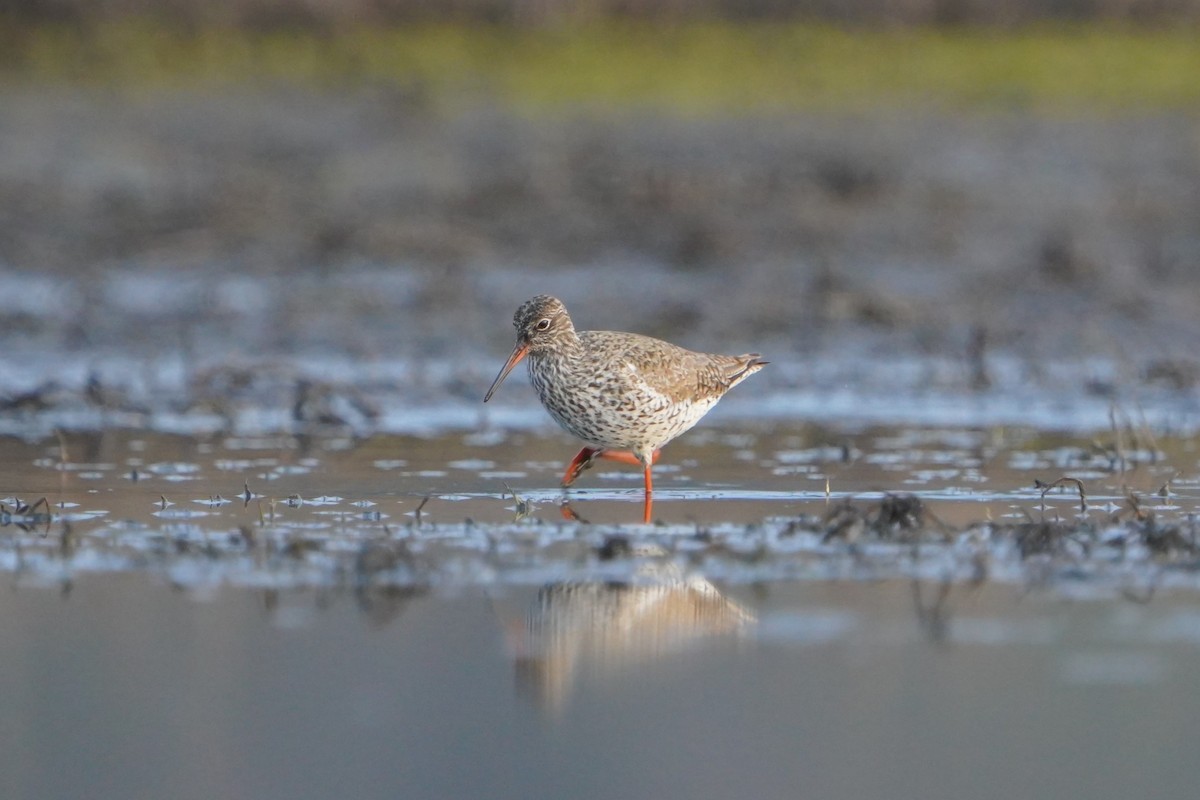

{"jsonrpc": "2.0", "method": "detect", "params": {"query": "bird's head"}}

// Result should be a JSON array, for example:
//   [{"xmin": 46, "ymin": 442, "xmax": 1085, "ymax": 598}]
[
  {"xmin": 512, "ymin": 295, "xmax": 574, "ymax": 351},
  {"xmin": 484, "ymin": 295, "xmax": 576, "ymax": 402}
]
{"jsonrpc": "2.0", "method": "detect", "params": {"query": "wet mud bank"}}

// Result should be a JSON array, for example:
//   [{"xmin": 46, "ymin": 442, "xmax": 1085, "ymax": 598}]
[
  {"xmin": 2, "ymin": 88, "xmax": 1200, "ymax": 438},
  {"xmin": 2, "ymin": 424, "xmax": 1197, "ymax": 594}
]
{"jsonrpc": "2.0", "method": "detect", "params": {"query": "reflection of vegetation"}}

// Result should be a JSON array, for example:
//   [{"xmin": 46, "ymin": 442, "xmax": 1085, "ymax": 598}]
[{"xmin": 5, "ymin": 22, "xmax": 1200, "ymax": 110}]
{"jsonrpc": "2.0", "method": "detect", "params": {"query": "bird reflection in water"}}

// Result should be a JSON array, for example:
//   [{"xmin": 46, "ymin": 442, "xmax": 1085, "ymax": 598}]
[{"xmin": 498, "ymin": 540, "xmax": 756, "ymax": 714}]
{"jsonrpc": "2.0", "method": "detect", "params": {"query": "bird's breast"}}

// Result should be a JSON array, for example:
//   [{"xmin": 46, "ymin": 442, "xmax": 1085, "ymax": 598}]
[{"xmin": 526, "ymin": 352, "xmax": 714, "ymax": 450}]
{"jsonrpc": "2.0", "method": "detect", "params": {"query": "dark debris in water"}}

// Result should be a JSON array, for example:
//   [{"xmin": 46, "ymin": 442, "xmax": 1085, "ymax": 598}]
[
  {"xmin": 815, "ymin": 493, "xmax": 1199, "ymax": 563},
  {"xmin": 3, "ymin": 422, "xmax": 1200, "ymax": 610},
  {"xmin": 820, "ymin": 493, "xmax": 943, "ymax": 544},
  {"xmin": 1006, "ymin": 519, "xmax": 1093, "ymax": 559},
  {"xmin": 0, "ymin": 496, "xmax": 52, "ymax": 532},
  {"xmin": 5, "ymin": 489, "xmax": 1200, "ymax": 605},
  {"xmin": 1036, "ymin": 477, "xmax": 1087, "ymax": 511}
]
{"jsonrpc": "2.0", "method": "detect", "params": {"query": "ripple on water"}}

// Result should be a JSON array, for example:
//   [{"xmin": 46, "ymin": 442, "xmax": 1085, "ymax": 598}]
[
  {"xmin": 447, "ymin": 459, "xmax": 496, "ymax": 470},
  {"xmin": 755, "ymin": 610, "xmax": 860, "ymax": 646},
  {"xmin": 146, "ymin": 462, "xmax": 202, "ymax": 475},
  {"xmin": 948, "ymin": 617, "xmax": 1062, "ymax": 646},
  {"xmin": 1058, "ymin": 651, "xmax": 1168, "ymax": 686},
  {"xmin": 153, "ymin": 509, "xmax": 211, "ymax": 519}
]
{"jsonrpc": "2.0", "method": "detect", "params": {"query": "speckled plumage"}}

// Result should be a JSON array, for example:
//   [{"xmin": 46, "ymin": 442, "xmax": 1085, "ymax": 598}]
[{"xmin": 484, "ymin": 295, "xmax": 767, "ymax": 508}]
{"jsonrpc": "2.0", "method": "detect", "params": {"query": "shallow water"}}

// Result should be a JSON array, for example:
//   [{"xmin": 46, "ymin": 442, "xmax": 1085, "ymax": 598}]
[
  {"xmin": 2, "ymin": 423, "xmax": 1195, "ymax": 589},
  {"xmin": 3, "ymin": 422, "xmax": 1191, "ymax": 519},
  {"xmin": 2, "ymin": 425, "xmax": 1200, "ymax": 798},
  {"xmin": 3, "ymin": 575, "xmax": 1200, "ymax": 800}
]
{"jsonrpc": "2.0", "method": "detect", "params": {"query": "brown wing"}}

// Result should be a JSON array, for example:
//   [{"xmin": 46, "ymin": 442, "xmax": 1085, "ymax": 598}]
[{"xmin": 580, "ymin": 331, "xmax": 767, "ymax": 406}]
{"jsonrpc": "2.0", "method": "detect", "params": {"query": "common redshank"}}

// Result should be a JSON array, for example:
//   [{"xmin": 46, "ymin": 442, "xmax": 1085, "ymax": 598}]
[{"xmin": 483, "ymin": 295, "xmax": 767, "ymax": 522}]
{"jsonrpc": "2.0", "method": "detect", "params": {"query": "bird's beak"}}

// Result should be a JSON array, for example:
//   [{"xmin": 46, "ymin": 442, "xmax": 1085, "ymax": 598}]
[{"xmin": 483, "ymin": 341, "xmax": 529, "ymax": 402}]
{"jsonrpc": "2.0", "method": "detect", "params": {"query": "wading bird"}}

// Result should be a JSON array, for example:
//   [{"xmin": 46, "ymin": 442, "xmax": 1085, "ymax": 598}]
[{"xmin": 484, "ymin": 295, "xmax": 766, "ymax": 522}]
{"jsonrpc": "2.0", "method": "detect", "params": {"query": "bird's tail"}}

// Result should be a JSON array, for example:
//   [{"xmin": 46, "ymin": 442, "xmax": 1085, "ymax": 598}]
[{"xmin": 728, "ymin": 354, "xmax": 768, "ymax": 386}]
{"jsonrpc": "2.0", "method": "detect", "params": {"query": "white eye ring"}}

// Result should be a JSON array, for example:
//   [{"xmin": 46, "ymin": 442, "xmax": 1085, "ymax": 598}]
[{"xmin": 535, "ymin": 318, "xmax": 551, "ymax": 331}]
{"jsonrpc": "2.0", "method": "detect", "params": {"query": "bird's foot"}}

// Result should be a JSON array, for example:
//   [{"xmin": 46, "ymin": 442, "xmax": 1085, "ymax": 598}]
[{"xmin": 562, "ymin": 447, "xmax": 602, "ymax": 487}]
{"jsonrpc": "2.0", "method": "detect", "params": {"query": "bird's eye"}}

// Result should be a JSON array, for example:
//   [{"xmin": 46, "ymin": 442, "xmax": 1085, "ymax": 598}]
[{"xmin": 535, "ymin": 318, "xmax": 551, "ymax": 331}]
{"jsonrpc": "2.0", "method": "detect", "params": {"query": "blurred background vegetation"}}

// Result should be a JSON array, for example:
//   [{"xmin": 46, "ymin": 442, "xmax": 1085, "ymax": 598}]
[
  {"xmin": 3, "ymin": 0, "xmax": 1200, "ymax": 378},
  {"xmin": 2, "ymin": 1, "xmax": 1200, "ymax": 110},
  {"xmin": 6, "ymin": 0, "xmax": 1200, "ymax": 26}
]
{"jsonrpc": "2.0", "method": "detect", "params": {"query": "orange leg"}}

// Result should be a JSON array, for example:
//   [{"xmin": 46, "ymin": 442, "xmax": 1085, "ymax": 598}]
[
  {"xmin": 561, "ymin": 448, "xmax": 661, "ymax": 487},
  {"xmin": 562, "ymin": 447, "xmax": 601, "ymax": 487},
  {"xmin": 598, "ymin": 450, "xmax": 660, "ymax": 467},
  {"xmin": 561, "ymin": 448, "xmax": 661, "ymax": 523},
  {"xmin": 642, "ymin": 465, "xmax": 653, "ymax": 523}
]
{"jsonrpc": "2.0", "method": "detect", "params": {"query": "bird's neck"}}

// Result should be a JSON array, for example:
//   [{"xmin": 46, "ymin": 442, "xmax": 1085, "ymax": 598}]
[{"xmin": 530, "ymin": 330, "xmax": 584, "ymax": 362}]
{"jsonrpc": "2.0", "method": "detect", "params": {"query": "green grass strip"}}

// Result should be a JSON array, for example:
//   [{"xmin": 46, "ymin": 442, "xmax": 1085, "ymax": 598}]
[{"xmin": 5, "ymin": 21, "xmax": 1200, "ymax": 111}]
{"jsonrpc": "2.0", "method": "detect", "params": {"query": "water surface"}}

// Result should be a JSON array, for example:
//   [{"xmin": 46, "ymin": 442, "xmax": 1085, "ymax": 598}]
[{"xmin": 2, "ymin": 425, "xmax": 1199, "ymax": 798}]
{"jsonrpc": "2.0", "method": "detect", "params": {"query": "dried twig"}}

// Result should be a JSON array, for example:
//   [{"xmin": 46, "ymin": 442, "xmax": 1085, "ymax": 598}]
[{"xmin": 1036, "ymin": 477, "xmax": 1087, "ymax": 512}]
